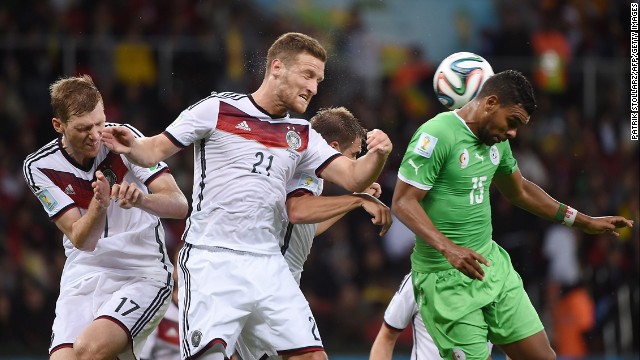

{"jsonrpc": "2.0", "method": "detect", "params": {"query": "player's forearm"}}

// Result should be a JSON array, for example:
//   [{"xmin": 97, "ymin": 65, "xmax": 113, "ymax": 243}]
[
  {"xmin": 347, "ymin": 152, "xmax": 388, "ymax": 192},
  {"xmin": 391, "ymin": 197, "xmax": 452, "ymax": 253},
  {"xmin": 508, "ymin": 179, "xmax": 592, "ymax": 229},
  {"xmin": 69, "ymin": 200, "xmax": 107, "ymax": 251},
  {"xmin": 369, "ymin": 327, "xmax": 399, "ymax": 360},
  {"xmin": 288, "ymin": 194, "xmax": 363, "ymax": 224},
  {"xmin": 315, "ymin": 214, "xmax": 346, "ymax": 236},
  {"xmin": 137, "ymin": 191, "xmax": 189, "ymax": 219},
  {"xmin": 126, "ymin": 137, "xmax": 167, "ymax": 168}
]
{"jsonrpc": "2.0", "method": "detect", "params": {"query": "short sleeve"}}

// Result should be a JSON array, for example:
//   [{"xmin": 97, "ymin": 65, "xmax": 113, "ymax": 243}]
[
  {"xmin": 397, "ymin": 121, "xmax": 453, "ymax": 190},
  {"xmin": 495, "ymin": 140, "xmax": 518, "ymax": 175},
  {"xmin": 24, "ymin": 165, "xmax": 75, "ymax": 219},
  {"xmin": 164, "ymin": 97, "xmax": 220, "ymax": 147},
  {"xmin": 383, "ymin": 274, "xmax": 418, "ymax": 330},
  {"xmin": 297, "ymin": 127, "xmax": 341, "ymax": 178}
]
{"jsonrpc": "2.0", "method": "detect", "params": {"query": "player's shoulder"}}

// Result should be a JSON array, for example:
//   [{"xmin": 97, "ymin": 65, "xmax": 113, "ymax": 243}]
[
  {"xmin": 422, "ymin": 111, "xmax": 460, "ymax": 131},
  {"xmin": 187, "ymin": 91, "xmax": 248, "ymax": 110},
  {"xmin": 105, "ymin": 122, "xmax": 145, "ymax": 138},
  {"xmin": 411, "ymin": 112, "xmax": 458, "ymax": 145},
  {"xmin": 24, "ymin": 138, "xmax": 61, "ymax": 168}
]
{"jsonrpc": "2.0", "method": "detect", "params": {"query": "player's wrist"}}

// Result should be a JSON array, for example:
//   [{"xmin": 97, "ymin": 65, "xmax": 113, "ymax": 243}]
[
  {"xmin": 554, "ymin": 203, "xmax": 577, "ymax": 227},
  {"xmin": 95, "ymin": 199, "xmax": 109, "ymax": 211}
]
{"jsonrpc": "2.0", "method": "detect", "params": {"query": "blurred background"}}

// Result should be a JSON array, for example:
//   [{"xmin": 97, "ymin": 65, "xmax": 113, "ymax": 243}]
[{"xmin": 0, "ymin": 0, "xmax": 637, "ymax": 358}]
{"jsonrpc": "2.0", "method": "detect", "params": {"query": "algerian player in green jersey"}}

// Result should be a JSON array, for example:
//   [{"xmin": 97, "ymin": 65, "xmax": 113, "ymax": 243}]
[{"xmin": 392, "ymin": 70, "xmax": 634, "ymax": 360}]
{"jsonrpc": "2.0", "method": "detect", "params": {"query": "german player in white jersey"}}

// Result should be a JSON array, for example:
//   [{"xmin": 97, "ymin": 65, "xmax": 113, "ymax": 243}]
[
  {"xmin": 102, "ymin": 32, "xmax": 392, "ymax": 360},
  {"xmin": 369, "ymin": 273, "xmax": 496, "ymax": 360},
  {"xmin": 22, "ymin": 75, "xmax": 189, "ymax": 360},
  {"xmin": 283, "ymin": 107, "xmax": 391, "ymax": 284},
  {"xmin": 235, "ymin": 107, "xmax": 392, "ymax": 360},
  {"xmin": 369, "ymin": 273, "xmax": 440, "ymax": 360},
  {"xmin": 141, "ymin": 249, "xmax": 182, "ymax": 360}
]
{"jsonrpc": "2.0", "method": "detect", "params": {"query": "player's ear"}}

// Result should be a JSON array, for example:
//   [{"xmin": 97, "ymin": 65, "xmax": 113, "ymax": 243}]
[
  {"xmin": 329, "ymin": 140, "xmax": 340, "ymax": 151},
  {"xmin": 484, "ymin": 95, "xmax": 499, "ymax": 112},
  {"xmin": 52, "ymin": 118, "xmax": 64, "ymax": 134},
  {"xmin": 271, "ymin": 58, "xmax": 284, "ymax": 77}
]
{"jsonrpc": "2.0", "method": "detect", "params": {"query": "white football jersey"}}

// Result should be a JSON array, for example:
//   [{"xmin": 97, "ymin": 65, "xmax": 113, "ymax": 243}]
[
  {"xmin": 384, "ymin": 273, "xmax": 440, "ymax": 360},
  {"xmin": 140, "ymin": 300, "xmax": 179, "ymax": 360},
  {"xmin": 280, "ymin": 172, "xmax": 324, "ymax": 284},
  {"xmin": 23, "ymin": 123, "xmax": 173, "ymax": 288},
  {"xmin": 164, "ymin": 92, "xmax": 340, "ymax": 255}
]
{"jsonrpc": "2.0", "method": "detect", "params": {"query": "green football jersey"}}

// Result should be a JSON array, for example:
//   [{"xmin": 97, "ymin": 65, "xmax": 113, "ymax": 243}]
[{"xmin": 398, "ymin": 111, "xmax": 518, "ymax": 272}]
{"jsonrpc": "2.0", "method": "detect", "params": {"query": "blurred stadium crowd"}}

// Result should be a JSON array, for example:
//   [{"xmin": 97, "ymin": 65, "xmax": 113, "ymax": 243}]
[{"xmin": 0, "ymin": 0, "xmax": 637, "ymax": 357}]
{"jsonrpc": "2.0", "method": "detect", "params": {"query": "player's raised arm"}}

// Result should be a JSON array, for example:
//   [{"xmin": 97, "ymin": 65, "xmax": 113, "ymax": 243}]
[
  {"xmin": 102, "ymin": 126, "xmax": 181, "ymax": 168},
  {"xmin": 493, "ymin": 170, "xmax": 634, "ymax": 236},
  {"xmin": 288, "ymin": 191, "xmax": 391, "ymax": 236},
  {"xmin": 320, "ymin": 129, "xmax": 392, "ymax": 193}
]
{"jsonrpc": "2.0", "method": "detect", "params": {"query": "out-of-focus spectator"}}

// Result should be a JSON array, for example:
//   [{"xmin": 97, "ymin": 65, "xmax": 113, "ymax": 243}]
[
  {"xmin": 552, "ymin": 282, "xmax": 595, "ymax": 359},
  {"xmin": 114, "ymin": 23, "xmax": 157, "ymax": 87},
  {"xmin": 531, "ymin": 11, "xmax": 572, "ymax": 94}
]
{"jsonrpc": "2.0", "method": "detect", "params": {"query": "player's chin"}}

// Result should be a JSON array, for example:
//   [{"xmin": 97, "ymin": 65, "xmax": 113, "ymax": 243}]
[{"xmin": 293, "ymin": 98, "xmax": 310, "ymax": 113}]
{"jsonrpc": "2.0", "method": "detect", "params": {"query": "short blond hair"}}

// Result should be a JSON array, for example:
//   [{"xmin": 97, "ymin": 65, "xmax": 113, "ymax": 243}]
[
  {"xmin": 50, "ymin": 75, "xmax": 103, "ymax": 123},
  {"xmin": 265, "ymin": 32, "xmax": 327, "ymax": 75}
]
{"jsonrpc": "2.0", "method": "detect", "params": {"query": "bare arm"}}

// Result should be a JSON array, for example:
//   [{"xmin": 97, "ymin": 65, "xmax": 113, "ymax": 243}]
[
  {"xmin": 369, "ymin": 323, "xmax": 402, "ymax": 360},
  {"xmin": 320, "ymin": 129, "xmax": 392, "ymax": 192},
  {"xmin": 493, "ymin": 170, "xmax": 634, "ymax": 235},
  {"xmin": 102, "ymin": 126, "xmax": 181, "ymax": 167},
  {"xmin": 314, "ymin": 183, "xmax": 382, "ymax": 236},
  {"xmin": 111, "ymin": 172, "xmax": 189, "ymax": 219},
  {"xmin": 287, "ymin": 190, "xmax": 391, "ymax": 236},
  {"xmin": 391, "ymin": 179, "xmax": 489, "ymax": 280},
  {"xmin": 54, "ymin": 171, "xmax": 111, "ymax": 251}
]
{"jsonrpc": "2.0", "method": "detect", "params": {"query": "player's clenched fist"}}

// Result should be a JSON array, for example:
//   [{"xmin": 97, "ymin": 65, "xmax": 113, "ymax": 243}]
[
  {"xmin": 366, "ymin": 129, "xmax": 392, "ymax": 156},
  {"xmin": 111, "ymin": 181, "xmax": 143, "ymax": 209}
]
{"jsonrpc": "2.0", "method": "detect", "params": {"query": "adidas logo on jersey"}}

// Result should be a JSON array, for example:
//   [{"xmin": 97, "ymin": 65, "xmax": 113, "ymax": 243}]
[
  {"xmin": 235, "ymin": 121, "xmax": 251, "ymax": 131},
  {"xmin": 64, "ymin": 184, "xmax": 76, "ymax": 195}
]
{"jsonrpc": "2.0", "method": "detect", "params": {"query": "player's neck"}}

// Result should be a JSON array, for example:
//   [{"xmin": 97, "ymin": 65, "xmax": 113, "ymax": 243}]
[
  {"xmin": 251, "ymin": 85, "xmax": 287, "ymax": 117},
  {"xmin": 457, "ymin": 103, "xmax": 480, "ymax": 137},
  {"xmin": 61, "ymin": 136, "xmax": 92, "ymax": 167}
]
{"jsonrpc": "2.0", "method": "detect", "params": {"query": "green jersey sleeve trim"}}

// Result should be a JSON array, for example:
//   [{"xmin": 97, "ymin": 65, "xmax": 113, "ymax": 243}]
[{"xmin": 397, "ymin": 173, "xmax": 433, "ymax": 191}]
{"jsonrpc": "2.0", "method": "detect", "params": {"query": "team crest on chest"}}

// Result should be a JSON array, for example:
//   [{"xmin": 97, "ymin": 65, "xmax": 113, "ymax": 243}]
[
  {"xmin": 101, "ymin": 168, "xmax": 118, "ymax": 186},
  {"xmin": 489, "ymin": 145, "xmax": 500, "ymax": 165},
  {"xmin": 459, "ymin": 149, "xmax": 469, "ymax": 169},
  {"xmin": 286, "ymin": 130, "xmax": 302, "ymax": 150}
]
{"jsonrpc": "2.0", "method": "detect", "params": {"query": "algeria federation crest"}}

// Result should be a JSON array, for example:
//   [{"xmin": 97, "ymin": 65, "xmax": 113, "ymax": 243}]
[
  {"xmin": 459, "ymin": 149, "xmax": 469, "ymax": 169},
  {"xmin": 489, "ymin": 145, "xmax": 500, "ymax": 165},
  {"xmin": 286, "ymin": 130, "xmax": 302, "ymax": 150}
]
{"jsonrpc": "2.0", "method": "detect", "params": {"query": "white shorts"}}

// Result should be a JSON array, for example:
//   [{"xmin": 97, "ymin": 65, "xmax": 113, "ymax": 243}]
[
  {"xmin": 50, "ymin": 272, "xmax": 172, "ymax": 359},
  {"xmin": 178, "ymin": 244, "xmax": 323, "ymax": 359}
]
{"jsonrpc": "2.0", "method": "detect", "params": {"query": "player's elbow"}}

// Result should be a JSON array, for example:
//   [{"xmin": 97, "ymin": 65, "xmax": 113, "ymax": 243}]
[
  {"xmin": 390, "ymin": 198, "xmax": 408, "ymax": 219},
  {"xmin": 71, "ymin": 237, "xmax": 97, "ymax": 252},
  {"xmin": 287, "ymin": 205, "xmax": 306, "ymax": 224},
  {"xmin": 174, "ymin": 195, "xmax": 189, "ymax": 219}
]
